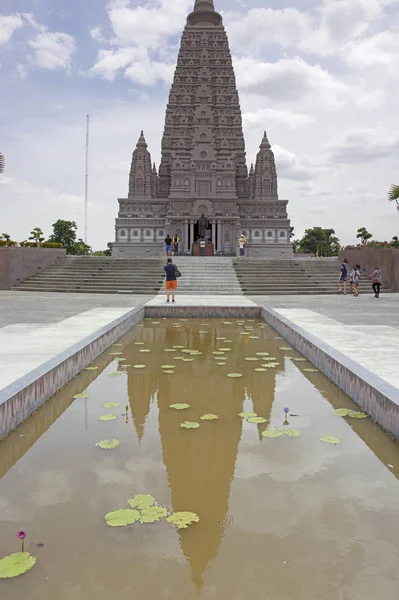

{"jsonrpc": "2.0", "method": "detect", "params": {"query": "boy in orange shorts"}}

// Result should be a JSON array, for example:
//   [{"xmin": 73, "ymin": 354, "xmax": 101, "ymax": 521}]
[{"xmin": 164, "ymin": 258, "xmax": 178, "ymax": 303}]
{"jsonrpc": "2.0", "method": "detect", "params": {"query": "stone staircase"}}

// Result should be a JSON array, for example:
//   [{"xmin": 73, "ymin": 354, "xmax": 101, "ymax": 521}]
[
  {"xmin": 233, "ymin": 258, "xmax": 382, "ymax": 295},
  {"xmin": 159, "ymin": 256, "xmax": 243, "ymax": 295},
  {"xmin": 12, "ymin": 257, "xmax": 163, "ymax": 294},
  {"xmin": 12, "ymin": 256, "xmax": 385, "ymax": 296}
]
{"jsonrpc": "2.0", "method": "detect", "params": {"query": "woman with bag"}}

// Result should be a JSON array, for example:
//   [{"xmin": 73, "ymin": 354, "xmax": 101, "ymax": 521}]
[
  {"xmin": 164, "ymin": 258, "xmax": 181, "ymax": 303},
  {"xmin": 370, "ymin": 267, "xmax": 382, "ymax": 298}
]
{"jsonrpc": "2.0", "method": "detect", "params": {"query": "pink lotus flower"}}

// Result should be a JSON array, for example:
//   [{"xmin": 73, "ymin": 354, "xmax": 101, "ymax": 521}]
[{"xmin": 17, "ymin": 530, "xmax": 27, "ymax": 551}]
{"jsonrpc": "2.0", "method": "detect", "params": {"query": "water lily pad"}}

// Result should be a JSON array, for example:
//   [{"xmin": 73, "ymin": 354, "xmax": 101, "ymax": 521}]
[
  {"xmin": 173, "ymin": 357, "xmax": 184, "ymax": 360},
  {"xmin": 139, "ymin": 349, "xmax": 151, "ymax": 353},
  {"xmin": 348, "ymin": 411, "xmax": 368, "ymax": 419},
  {"xmin": 247, "ymin": 417, "xmax": 267, "ymax": 424},
  {"xmin": 164, "ymin": 370, "xmax": 175, "ymax": 374},
  {"xmin": 219, "ymin": 348, "xmax": 232, "ymax": 352},
  {"xmin": 320, "ymin": 435, "xmax": 341, "ymax": 445},
  {"xmin": 213, "ymin": 351, "xmax": 225, "ymax": 355},
  {"xmin": 180, "ymin": 421, "xmax": 200, "ymax": 429},
  {"xmin": 128, "ymin": 494, "xmax": 155, "ymax": 510},
  {"xmin": 108, "ymin": 371, "xmax": 124, "ymax": 377},
  {"xmin": 245, "ymin": 357, "xmax": 260, "ymax": 361},
  {"xmin": 262, "ymin": 430, "xmax": 283, "ymax": 439},
  {"xmin": 200, "ymin": 414, "xmax": 219, "ymax": 421},
  {"xmin": 274, "ymin": 337, "xmax": 283, "ymax": 340},
  {"xmin": 173, "ymin": 346, "xmax": 186, "ymax": 349},
  {"xmin": 249, "ymin": 336, "xmax": 259, "ymax": 339},
  {"xmin": 182, "ymin": 358, "xmax": 194, "ymax": 362},
  {"xmin": 152, "ymin": 322, "xmax": 160, "ymax": 325},
  {"xmin": 0, "ymin": 552, "xmax": 36, "ymax": 579},
  {"xmin": 216, "ymin": 337, "xmax": 227, "ymax": 340},
  {"xmin": 263, "ymin": 363, "xmax": 280, "ymax": 368},
  {"xmin": 217, "ymin": 362, "xmax": 227, "ymax": 366},
  {"xmin": 99, "ymin": 414, "xmax": 118, "ymax": 422},
  {"xmin": 116, "ymin": 357, "xmax": 127, "ymax": 362},
  {"xmin": 164, "ymin": 349, "xmax": 175, "ymax": 352},
  {"xmin": 73, "ymin": 392, "xmax": 88, "ymax": 399},
  {"xmin": 105, "ymin": 509, "xmax": 140, "ymax": 527},
  {"xmin": 227, "ymin": 373, "xmax": 243, "ymax": 378},
  {"xmin": 224, "ymin": 340, "xmax": 233, "ymax": 343},
  {"xmin": 293, "ymin": 358, "xmax": 307, "ymax": 362},
  {"xmin": 103, "ymin": 402, "xmax": 120, "ymax": 408},
  {"xmin": 96, "ymin": 439, "xmax": 120, "ymax": 449},
  {"xmin": 303, "ymin": 368, "xmax": 319, "ymax": 373},
  {"xmin": 140, "ymin": 506, "xmax": 168, "ymax": 523},
  {"xmin": 284, "ymin": 429, "xmax": 302, "ymax": 438},
  {"xmin": 135, "ymin": 342, "xmax": 144, "ymax": 345},
  {"xmin": 133, "ymin": 365, "xmax": 146, "ymax": 369},
  {"xmin": 110, "ymin": 352, "xmax": 123, "ymax": 356},
  {"xmin": 223, "ymin": 321, "xmax": 233, "ymax": 325},
  {"xmin": 256, "ymin": 352, "xmax": 270, "ymax": 356},
  {"xmin": 170, "ymin": 404, "xmax": 190, "ymax": 410},
  {"xmin": 240, "ymin": 332, "xmax": 250, "ymax": 335},
  {"xmin": 279, "ymin": 347, "xmax": 292, "ymax": 351},
  {"xmin": 262, "ymin": 357, "xmax": 277, "ymax": 361},
  {"xmin": 167, "ymin": 512, "xmax": 200, "ymax": 529},
  {"xmin": 162, "ymin": 365, "xmax": 175, "ymax": 369},
  {"xmin": 239, "ymin": 412, "xmax": 257, "ymax": 418},
  {"xmin": 85, "ymin": 366, "xmax": 98, "ymax": 371},
  {"xmin": 334, "ymin": 408, "xmax": 367, "ymax": 419},
  {"xmin": 255, "ymin": 368, "xmax": 267, "ymax": 372},
  {"xmin": 113, "ymin": 343, "xmax": 123, "ymax": 346}
]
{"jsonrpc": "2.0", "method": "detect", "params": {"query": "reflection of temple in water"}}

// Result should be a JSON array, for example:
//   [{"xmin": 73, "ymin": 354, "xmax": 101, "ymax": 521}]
[{"xmin": 123, "ymin": 322, "xmax": 280, "ymax": 588}]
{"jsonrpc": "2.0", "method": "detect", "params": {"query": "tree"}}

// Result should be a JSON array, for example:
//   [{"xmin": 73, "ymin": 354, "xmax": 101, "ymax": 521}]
[
  {"xmin": 49, "ymin": 220, "xmax": 77, "ymax": 248},
  {"xmin": 391, "ymin": 236, "xmax": 399, "ymax": 249},
  {"xmin": 105, "ymin": 242, "xmax": 113, "ymax": 256},
  {"xmin": 29, "ymin": 227, "xmax": 45, "ymax": 245},
  {"xmin": 356, "ymin": 227, "xmax": 373, "ymax": 245},
  {"xmin": 295, "ymin": 227, "xmax": 340, "ymax": 256},
  {"xmin": 67, "ymin": 239, "xmax": 91, "ymax": 255},
  {"xmin": 290, "ymin": 227, "xmax": 295, "ymax": 240},
  {"xmin": 388, "ymin": 185, "xmax": 399, "ymax": 210},
  {"xmin": 0, "ymin": 153, "xmax": 4, "ymax": 175}
]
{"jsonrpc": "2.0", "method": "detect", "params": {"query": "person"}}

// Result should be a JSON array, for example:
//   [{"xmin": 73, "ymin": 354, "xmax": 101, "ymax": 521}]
[
  {"xmin": 165, "ymin": 234, "xmax": 172, "ymax": 256},
  {"xmin": 344, "ymin": 258, "xmax": 354, "ymax": 293},
  {"xmin": 238, "ymin": 233, "xmax": 247, "ymax": 257},
  {"xmin": 370, "ymin": 266, "xmax": 382, "ymax": 298},
  {"xmin": 172, "ymin": 233, "xmax": 180, "ymax": 255},
  {"xmin": 164, "ymin": 257, "xmax": 178, "ymax": 303},
  {"xmin": 352, "ymin": 264, "xmax": 361, "ymax": 297},
  {"xmin": 338, "ymin": 261, "xmax": 348, "ymax": 294}
]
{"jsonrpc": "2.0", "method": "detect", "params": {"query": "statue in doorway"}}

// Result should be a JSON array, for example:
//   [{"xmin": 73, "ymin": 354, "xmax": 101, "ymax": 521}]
[{"xmin": 198, "ymin": 213, "xmax": 208, "ymax": 239}]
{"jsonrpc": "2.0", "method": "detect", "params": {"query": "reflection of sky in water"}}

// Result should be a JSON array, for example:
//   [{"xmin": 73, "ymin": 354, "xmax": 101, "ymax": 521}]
[{"xmin": 0, "ymin": 319, "xmax": 398, "ymax": 600}]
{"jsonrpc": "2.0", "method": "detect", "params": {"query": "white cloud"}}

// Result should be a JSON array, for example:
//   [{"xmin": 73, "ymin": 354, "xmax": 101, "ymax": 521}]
[
  {"xmin": 16, "ymin": 63, "xmax": 27, "ymax": 79},
  {"xmin": 29, "ymin": 31, "xmax": 76, "ymax": 70},
  {"xmin": 90, "ymin": 46, "xmax": 173, "ymax": 85},
  {"xmin": 328, "ymin": 128, "xmax": 399, "ymax": 163},
  {"xmin": 106, "ymin": 0, "xmax": 192, "ymax": 50},
  {"xmin": 225, "ymin": 7, "xmax": 310, "ymax": 53},
  {"xmin": 89, "ymin": 26, "xmax": 108, "ymax": 43},
  {"xmin": 273, "ymin": 146, "xmax": 316, "ymax": 182},
  {"xmin": 0, "ymin": 14, "xmax": 23, "ymax": 45},
  {"xmin": 243, "ymin": 108, "xmax": 315, "ymax": 130},
  {"xmin": 234, "ymin": 56, "xmax": 353, "ymax": 109},
  {"xmin": 344, "ymin": 31, "xmax": 399, "ymax": 75}
]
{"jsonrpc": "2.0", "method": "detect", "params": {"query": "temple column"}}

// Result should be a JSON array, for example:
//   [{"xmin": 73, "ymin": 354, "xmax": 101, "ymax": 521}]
[
  {"xmin": 210, "ymin": 220, "xmax": 216, "ymax": 249},
  {"xmin": 184, "ymin": 220, "xmax": 189, "ymax": 252},
  {"xmin": 190, "ymin": 221, "xmax": 194, "ymax": 250},
  {"xmin": 217, "ymin": 219, "xmax": 222, "ymax": 253}
]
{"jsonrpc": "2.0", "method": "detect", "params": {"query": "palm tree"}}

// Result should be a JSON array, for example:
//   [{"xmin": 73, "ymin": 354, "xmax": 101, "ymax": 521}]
[
  {"xmin": 388, "ymin": 184, "xmax": 399, "ymax": 210},
  {"xmin": 0, "ymin": 153, "xmax": 4, "ymax": 175}
]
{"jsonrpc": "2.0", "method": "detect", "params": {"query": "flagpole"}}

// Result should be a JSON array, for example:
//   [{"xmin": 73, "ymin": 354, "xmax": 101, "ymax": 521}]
[{"xmin": 85, "ymin": 113, "xmax": 90, "ymax": 244}]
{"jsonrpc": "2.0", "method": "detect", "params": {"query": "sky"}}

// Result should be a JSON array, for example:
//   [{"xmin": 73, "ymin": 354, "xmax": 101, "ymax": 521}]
[{"xmin": 0, "ymin": 0, "xmax": 398, "ymax": 250}]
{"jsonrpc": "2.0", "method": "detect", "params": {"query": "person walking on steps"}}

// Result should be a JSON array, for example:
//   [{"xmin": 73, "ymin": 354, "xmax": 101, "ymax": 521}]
[
  {"xmin": 165, "ymin": 234, "xmax": 172, "ymax": 257},
  {"xmin": 353, "ymin": 264, "xmax": 361, "ymax": 297},
  {"xmin": 338, "ymin": 261, "xmax": 348, "ymax": 294},
  {"xmin": 172, "ymin": 233, "xmax": 180, "ymax": 255},
  {"xmin": 164, "ymin": 257, "xmax": 179, "ymax": 303},
  {"xmin": 370, "ymin": 266, "xmax": 382, "ymax": 298}
]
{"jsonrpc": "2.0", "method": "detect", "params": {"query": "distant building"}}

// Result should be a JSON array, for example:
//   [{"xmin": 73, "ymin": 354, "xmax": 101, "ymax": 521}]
[{"xmin": 113, "ymin": 0, "xmax": 292, "ymax": 257}]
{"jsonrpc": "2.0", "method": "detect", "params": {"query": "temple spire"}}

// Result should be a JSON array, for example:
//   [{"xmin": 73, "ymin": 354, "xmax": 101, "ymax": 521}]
[
  {"xmin": 136, "ymin": 130, "xmax": 147, "ymax": 149},
  {"xmin": 260, "ymin": 130, "xmax": 271, "ymax": 149},
  {"xmin": 194, "ymin": 0, "xmax": 215, "ymax": 12}
]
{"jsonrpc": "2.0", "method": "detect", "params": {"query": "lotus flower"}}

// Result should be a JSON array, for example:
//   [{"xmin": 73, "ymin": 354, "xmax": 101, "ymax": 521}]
[{"xmin": 16, "ymin": 531, "xmax": 27, "ymax": 552}]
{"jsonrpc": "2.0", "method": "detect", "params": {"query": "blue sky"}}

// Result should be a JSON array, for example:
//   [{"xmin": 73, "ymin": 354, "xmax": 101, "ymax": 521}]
[{"xmin": 1, "ymin": 0, "xmax": 398, "ymax": 249}]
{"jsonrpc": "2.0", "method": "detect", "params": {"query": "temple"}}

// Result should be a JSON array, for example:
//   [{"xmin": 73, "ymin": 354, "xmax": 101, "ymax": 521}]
[{"xmin": 113, "ymin": 0, "xmax": 292, "ymax": 257}]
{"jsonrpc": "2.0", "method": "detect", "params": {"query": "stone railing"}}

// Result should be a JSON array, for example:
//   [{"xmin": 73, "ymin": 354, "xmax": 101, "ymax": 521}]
[{"xmin": 0, "ymin": 247, "xmax": 66, "ymax": 290}]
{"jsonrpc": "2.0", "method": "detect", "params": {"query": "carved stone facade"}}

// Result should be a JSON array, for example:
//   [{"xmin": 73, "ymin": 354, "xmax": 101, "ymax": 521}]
[{"xmin": 113, "ymin": 0, "xmax": 292, "ymax": 258}]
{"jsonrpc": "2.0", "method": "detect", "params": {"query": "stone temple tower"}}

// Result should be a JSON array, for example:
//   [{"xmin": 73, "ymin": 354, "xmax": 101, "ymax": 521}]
[{"xmin": 113, "ymin": 0, "xmax": 292, "ymax": 257}]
